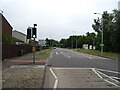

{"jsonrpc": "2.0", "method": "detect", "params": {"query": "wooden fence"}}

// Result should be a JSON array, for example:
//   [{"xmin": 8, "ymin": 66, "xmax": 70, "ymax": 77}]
[{"xmin": 2, "ymin": 44, "xmax": 33, "ymax": 60}]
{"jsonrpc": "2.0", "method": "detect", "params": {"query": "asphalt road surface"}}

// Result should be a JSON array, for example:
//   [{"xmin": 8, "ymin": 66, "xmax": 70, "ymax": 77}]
[{"xmin": 44, "ymin": 48, "xmax": 120, "ymax": 89}]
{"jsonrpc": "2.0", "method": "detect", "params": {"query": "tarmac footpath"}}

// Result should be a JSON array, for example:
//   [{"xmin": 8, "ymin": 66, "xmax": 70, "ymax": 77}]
[{"xmin": 2, "ymin": 51, "xmax": 47, "ymax": 89}]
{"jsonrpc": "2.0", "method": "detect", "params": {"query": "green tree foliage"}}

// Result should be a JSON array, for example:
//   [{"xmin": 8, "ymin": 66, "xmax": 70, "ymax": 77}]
[
  {"xmin": 46, "ymin": 38, "xmax": 58, "ymax": 47},
  {"xmin": 59, "ymin": 32, "xmax": 97, "ymax": 49},
  {"xmin": 112, "ymin": 10, "xmax": 120, "ymax": 52},
  {"xmin": 92, "ymin": 10, "xmax": 120, "ymax": 53}
]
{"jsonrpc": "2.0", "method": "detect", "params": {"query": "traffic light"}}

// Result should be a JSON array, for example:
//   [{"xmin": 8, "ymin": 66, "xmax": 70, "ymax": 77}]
[
  {"xmin": 27, "ymin": 28, "xmax": 31, "ymax": 39},
  {"xmin": 32, "ymin": 27, "xmax": 37, "ymax": 38}
]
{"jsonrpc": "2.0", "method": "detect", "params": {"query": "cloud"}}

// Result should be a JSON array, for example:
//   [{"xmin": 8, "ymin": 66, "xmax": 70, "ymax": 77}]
[{"xmin": 0, "ymin": 0, "xmax": 119, "ymax": 40}]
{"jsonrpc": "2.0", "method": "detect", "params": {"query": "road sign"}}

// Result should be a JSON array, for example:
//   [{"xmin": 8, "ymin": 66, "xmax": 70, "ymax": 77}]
[{"xmin": 100, "ymin": 44, "xmax": 104, "ymax": 46}]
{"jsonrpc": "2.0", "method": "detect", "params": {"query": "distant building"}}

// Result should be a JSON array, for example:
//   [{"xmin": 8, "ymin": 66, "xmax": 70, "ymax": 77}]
[
  {"xmin": 118, "ymin": 1, "xmax": 120, "ymax": 11},
  {"xmin": 0, "ymin": 13, "xmax": 13, "ymax": 38},
  {"xmin": 12, "ymin": 30, "xmax": 27, "ymax": 44},
  {"xmin": 38, "ymin": 39, "xmax": 46, "ymax": 46},
  {"xmin": 83, "ymin": 44, "xmax": 88, "ymax": 49}
]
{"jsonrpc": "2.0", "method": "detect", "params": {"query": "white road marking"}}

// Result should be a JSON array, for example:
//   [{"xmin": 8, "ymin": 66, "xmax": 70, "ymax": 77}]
[
  {"xmin": 104, "ymin": 79, "xmax": 120, "ymax": 87},
  {"xmin": 52, "ymin": 67, "xmax": 94, "ymax": 70},
  {"xmin": 53, "ymin": 79, "xmax": 58, "ymax": 89},
  {"xmin": 49, "ymin": 51, "xmax": 53, "ymax": 58},
  {"xmin": 49, "ymin": 68, "xmax": 58, "ymax": 89},
  {"xmin": 110, "ymin": 76, "xmax": 120, "ymax": 80},
  {"xmin": 50, "ymin": 68, "xmax": 57, "ymax": 79},
  {"xmin": 56, "ymin": 52, "xmax": 58, "ymax": 55},
  {"xmin": 93, "ymin": 69, "xmax": 120, "ymax": 87},
  {"xmin": 51, "ymin": 67, "xmax": 120, "ymax": 87},
  {"xmin": 67, "ymin": 55, "xmax": 71, "ymax": 59},
  {"xmin": 88, "ymin": 57, "xmax": 92, "ymax": 59},
  {"xmin": 92, "ymin": 68, "xmax": 103, "ymax": 79},
  {"xmin": 96, "ymin": 70, "xmax": 119, "ymax": 83},
  {"xmin": 61, "ymin": 52, "xmax": 63, "ymax": 54},
  {"xmin": 79, "ymin": 52, "xmax": 108, "ymax": 60},
  {"xmin": 96, "ymin": 68, "xmax": 120, "ymax": 74},
  {"xmin": 10, "ymin": 65, "xmax": 45, "ymax": 68}
]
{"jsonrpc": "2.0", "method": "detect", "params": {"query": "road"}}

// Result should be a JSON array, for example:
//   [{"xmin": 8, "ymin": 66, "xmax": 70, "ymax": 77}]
[{"xmin": 44, "ymin": 48, "xmax": 120, "ymax": 89}]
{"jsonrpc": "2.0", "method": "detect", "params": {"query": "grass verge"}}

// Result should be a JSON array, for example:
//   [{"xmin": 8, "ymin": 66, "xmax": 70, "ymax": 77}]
[
  {"xmin": 77, "ymin": 49, "xmax": 119, "ymax": 60},
  {"xmin": 36, "ymin": 49, "xmax": 52, "ymax": 59}
]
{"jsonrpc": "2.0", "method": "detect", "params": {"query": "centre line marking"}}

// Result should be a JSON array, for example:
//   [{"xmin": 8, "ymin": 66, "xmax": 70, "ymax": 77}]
[
  {"xmin": 56, "ymin": 52, "xmax": 58, "ymax": 55},
  {"xmin": 61, "ymin": 52, "xmax": 63, "ymax": 54}
]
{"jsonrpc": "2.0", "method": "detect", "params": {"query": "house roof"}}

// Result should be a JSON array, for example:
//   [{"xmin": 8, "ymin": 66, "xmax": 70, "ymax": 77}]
[
  {"xmin": 13, "ymin": 30, "xmax": 27, "ymax": 36},
  {"xmin": 1, "ymin": 13, "xmax": 13, "ymax": 29}
]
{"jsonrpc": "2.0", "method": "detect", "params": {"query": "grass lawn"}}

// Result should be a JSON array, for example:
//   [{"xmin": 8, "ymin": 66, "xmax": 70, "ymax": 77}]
[
  {"xmin": 77, "ymin": 49, "xmax": 119, "ymax": 60},
  {"xmin": 36, "ymin": 49, "xmax": 52, "ymax": 59}
]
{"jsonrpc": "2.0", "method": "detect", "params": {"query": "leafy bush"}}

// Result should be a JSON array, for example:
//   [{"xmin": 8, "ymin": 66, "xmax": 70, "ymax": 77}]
[{"xmin": 2, "ymin": 36, "xmax": 16, "ymax": 44}]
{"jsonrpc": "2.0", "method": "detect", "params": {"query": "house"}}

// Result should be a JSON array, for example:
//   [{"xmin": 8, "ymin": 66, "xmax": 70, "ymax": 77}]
[
  {"xmin": 0, "ymin": 13, "xmax": 13, "ymax": 39},
  {"xmin": 12, "ymin": 30, "xmax": 27, "ymax": 45}
]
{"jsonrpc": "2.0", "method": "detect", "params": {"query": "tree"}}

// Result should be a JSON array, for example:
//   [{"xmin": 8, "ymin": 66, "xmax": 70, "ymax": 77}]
[
  {"xmin": 45, "ymin": 38, "xmax": 58, "ymax": 47},
  {"xmin": 92, "ymin": 11, "xmax": 114, "ymax": 52},
  {"xmin": 112, "ymin": 10, "xmax": 120, "ymax": 52}
]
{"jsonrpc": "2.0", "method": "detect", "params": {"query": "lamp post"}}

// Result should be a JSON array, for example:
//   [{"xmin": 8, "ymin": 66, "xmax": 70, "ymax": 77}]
[{"xmin": 94, "ymin": 13, "xmax": 104, "ymax": 55}]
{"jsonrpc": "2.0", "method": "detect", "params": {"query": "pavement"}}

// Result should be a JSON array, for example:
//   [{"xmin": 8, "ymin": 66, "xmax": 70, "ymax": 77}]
[{"xmin": 2, "ymin": 50, "xmax": 47, "ymax": 89}]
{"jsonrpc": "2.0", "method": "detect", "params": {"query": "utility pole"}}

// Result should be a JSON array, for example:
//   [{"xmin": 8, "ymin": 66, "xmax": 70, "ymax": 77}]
[{"xmin": 101, "ymin": 19, "xmax": 104, "ymax": 55}]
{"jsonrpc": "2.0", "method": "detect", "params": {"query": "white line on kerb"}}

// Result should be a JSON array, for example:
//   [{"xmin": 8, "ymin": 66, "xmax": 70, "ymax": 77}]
[{"xmin": 49, "ymin": 68, "xmax": 58, "ymax": 89}]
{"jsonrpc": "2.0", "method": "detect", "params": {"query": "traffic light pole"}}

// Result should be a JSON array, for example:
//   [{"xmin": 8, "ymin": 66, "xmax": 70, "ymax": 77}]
[
  {"xmin": 33, "ymin": 37, "xmax": 35, "ymax": 63},
  {"xmin": 33, "ymin": 24, "xmax": 37, "ymax": 63},
  {"xmin": 27, "ymin": 24, "xmax": 37, "ymax": 63}
]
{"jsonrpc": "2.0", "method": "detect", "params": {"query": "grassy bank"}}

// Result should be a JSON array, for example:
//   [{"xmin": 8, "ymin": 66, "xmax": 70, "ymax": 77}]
[
  {"xmin": 77, "ymin": 49, "xmax": 119, "ymax": 60},
  {"xmin": 36, "ymin": 49, "xmax": 52, "ymax": 59}
]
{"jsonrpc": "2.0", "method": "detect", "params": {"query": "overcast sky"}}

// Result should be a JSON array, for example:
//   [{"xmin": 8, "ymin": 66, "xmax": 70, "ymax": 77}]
[{"xmin": 0, "ymin": 0, "xmax": 119, "ymax": 41}]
